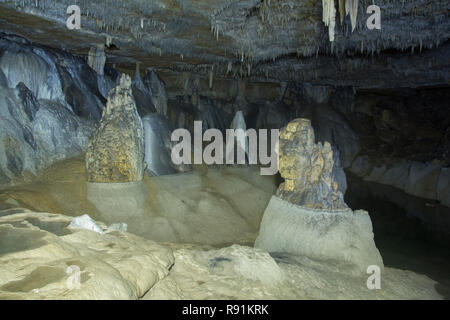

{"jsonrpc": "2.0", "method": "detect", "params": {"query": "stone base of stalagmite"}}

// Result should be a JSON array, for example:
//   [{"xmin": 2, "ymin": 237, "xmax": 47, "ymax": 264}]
[{"xmin": 255, "ymin": 196, "xmax": 384, "ymax": 276}]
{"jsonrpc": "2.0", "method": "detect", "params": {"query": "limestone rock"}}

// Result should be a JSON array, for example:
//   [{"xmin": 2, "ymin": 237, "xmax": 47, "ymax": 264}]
[
  {"xmin": 132, "ymin": 65, "xmax": 157, "ymax": 116},
  {"xmin": 145, "ymin": 242, "xmax": 437, "ymax": 300},
  {"xmin": 87, "ymin": 45, "xmax": 106, "ymax": 75},
  {"xmin": 276, "ymin": 118, "xmax": 348, "ymax": 210},
  {"xmin": 0, "ymin": 83, "xmax": 92, "ymax": 185},
  {"xmin": 437, "ymin": 168, "xmax": 450, "ymax": 207},
  {"xmin": 255, "ymin": 196, "xmax": 384, "ymax": 276},
  {"xmin": 0, "ymin": 209, "xmax": 174, "ymax": 299},
  {"xmin": 143, "ymin": 68, "xmax": 168, "ymax": 117},
  {"xmin": 142, "ymin": 114, "xmax": 191, "ymax": 176},
  {"xmin": 351, "ymin": 156, "xmax": 450, "ymax": 207},
  {"xmin": 405, "ymin": 162, "xmax": 441, "ymax": 200},
  {"xmin": 229, "ymin": 110, "xmax": 249, "ymax": 162},
  {"xmin": 86, "ymin": 74, "xmax": 145, "ymax": 183},
  {"xmin": 349, "ymin": 155, "xmax": 372, "ymax": 177}
]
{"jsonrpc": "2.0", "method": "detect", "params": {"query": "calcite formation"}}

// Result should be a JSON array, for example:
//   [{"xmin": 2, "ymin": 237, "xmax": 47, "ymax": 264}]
[
  {"xmin": 87, "ymin": 45, "xmax": 106, "ymax": 75},
  {"xmin": 276, "ymin": 118, "xmax": 347, "ymax": 210},
  {"xmin": 86, "ymin": 74, "xmax": 145, "ymax": 183},
  {"xmin": 0, "ymin": 209, "xmax": 174, "ymax": 299}
]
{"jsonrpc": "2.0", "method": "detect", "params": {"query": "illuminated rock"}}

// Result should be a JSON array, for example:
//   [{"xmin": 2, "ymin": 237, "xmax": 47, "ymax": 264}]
[{"xmin": 86, "ymin": 74, "xmax": 144, "ymax": 183}]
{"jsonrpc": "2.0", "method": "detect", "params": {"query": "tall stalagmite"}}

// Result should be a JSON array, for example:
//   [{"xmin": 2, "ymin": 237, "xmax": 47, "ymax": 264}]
[{"xmin": 85, "ymin": 74, "xmax": 144, "ymax": 183}]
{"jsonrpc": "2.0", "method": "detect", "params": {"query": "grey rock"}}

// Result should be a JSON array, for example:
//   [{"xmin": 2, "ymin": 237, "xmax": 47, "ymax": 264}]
[
  {"xmin": 349, "ymin": 155, "xmax": 372, "ymax": 177},
  {"xmin": 143, "ymin": 68, "xmax": 168, "ymax": 117},
  {"xmin": 0, "ymin": 68, "xmax": 7, "ymax": 87},
  {"xmin": 132, "ymin": 66, "xmax": 157, "ymax": 116},
  {"xmin": 87, "ymin": 45, "xmax": 106, "ymax": 75},
  {"xmin": 405, "ymin": 162, "xmax": 441, "ymax": 200},
  {"xmin": 15, "ymin": 82, "xmax": 39, "ymax": 121},
  {"xmin": 255, "ymin": 196, "xmax": 384, "ymax": 276},
  {"xmin": 0, "ymin": 83, "xmax": 92, "ymax": 185},
  {"xmin": 143, "ymin": 114, "xmax": 191, "ymax": 176},
  {"xmin": 437, "ymin": 168, "xmax": 450, "ymax": 207}
]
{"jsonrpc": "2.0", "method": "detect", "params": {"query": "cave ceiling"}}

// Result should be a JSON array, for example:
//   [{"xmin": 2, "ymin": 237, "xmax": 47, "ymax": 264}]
[{"xmin": 0, "ymin": 0, "xmax": 448, "ymax": 88}]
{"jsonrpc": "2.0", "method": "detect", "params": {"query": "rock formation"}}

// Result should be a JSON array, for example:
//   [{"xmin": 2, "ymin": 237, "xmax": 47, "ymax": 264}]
[
  {"xmin": 255, "ymin": 118, "xmax": 383, "ymax": 275},
  {"xmin": 86, "ymin": 74, "xmax": 145, "ymax": 183},
  {"xmin": 142, "ymin": 114, "xmax": 191, "ymax": 176},
  {"xmin": 229, "ymin": 110, "xmax": 249, "ymax": 163},
  {"xmin": 142, "ymin": 68, "xmax": 168, "ymax": 117},
  {"xmin": 87, "ymin": 45, "xmax": 106, "ymax": 75},
  {"xmin": 131, "ymin": 64, "xmax": 157, "ymax": 116},
  {"xmin": 0, "ymin": 81, "xmax": 92, "ymax": 185},
  {"xmin": 0, "ymin": 209, "xmax": 173, "ymax": 299},
  {"xmin": 276, "ymin": 118, "xmax": 347, "ymax": 210},
  {"xmin": 350, "ymin": 156, "xmax": 450, "ymax": 207}
]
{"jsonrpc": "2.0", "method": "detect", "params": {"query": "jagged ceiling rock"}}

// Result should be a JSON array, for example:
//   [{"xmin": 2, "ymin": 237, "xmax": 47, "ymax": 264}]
[{"xmin": 0, "ymin": 0, "xmax": 448, "ymax": 88}]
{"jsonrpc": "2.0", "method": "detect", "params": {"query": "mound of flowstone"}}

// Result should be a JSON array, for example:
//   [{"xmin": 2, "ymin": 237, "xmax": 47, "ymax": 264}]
[
  {"xmin": 256, "ymin": 118, "xmax": 383, "ymax": 275},
  {"xmin": 0, "ymin": 209, "xmax": 173, "ymax": 299},
  {"xmin": 255, "ymin": 196, "xmax": 383, "ymax": 275}
]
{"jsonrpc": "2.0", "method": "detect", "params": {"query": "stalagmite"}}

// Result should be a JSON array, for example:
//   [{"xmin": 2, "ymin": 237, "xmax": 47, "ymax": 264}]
[{"xmin": 85, "ymin": 74, "xmax": 144, "ymax": 183}]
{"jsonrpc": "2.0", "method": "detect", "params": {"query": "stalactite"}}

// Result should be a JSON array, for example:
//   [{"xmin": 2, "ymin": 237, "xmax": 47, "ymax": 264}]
[
  {"xmin": 322, "ymin": 0, "xmax": 336, "ymax": 42},
  {"xmin": 106, "ymin": 35, "xmax": 112, "ymax": 47},
  {"xmin": 345, "ymin": 0, "xmax": 358, "ymax": 32},
  {"xmin": 339, "ymin": 0, "xmax": 345, "ymax": 23},
  {"xmin": 209, "ymin": 65, "xmax": 214, "ymax": 89}
]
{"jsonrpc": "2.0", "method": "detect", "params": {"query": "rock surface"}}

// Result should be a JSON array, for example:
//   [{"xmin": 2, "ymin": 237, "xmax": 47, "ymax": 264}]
[
  {"xmin": 255, "ymin": 196, "xmax": 383, "ymax": 275},
  {"xmin": 0, "ymin": 209, "xmax": 174, "ymax": 299},
  {"xmin": 86, "ymin": 74, "xmax": 145, "ymax": 183},
  {"xmin": 87, "ymin": 45, "xmax": 106, "ymax": 76},
  {"xmin": 143, "ymin": 68, "xmax": 169, "ymax": 117},
  {"xmin": 349, "ymin": 156, "xmax": 450, "ymax": 208},
  {"xmin": 143, "ymin": 114, "xmax": 191, "ymax": 176},
  {"xmin": 0, "ymin": 1, "xmax": 447, "ymax": 89},
  {"xmin": 276, "ymin": 118, "xmax": 347, "ymax": 210},
  {"xmin": 0, "ymin": 84, "xmax": 92, "ymax": 185},
  {"xmin": 0, "ymin": 34, "xmax": 124, "ymax": 185},
  {"xmin": 144, "ymin": 243, "xmax": 440, "ymax": 300}
]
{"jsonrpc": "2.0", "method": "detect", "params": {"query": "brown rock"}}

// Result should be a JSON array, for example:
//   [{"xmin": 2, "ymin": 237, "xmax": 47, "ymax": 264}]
[
  {"xmin": 276, "ymin": 118, "xmax": 348, "ymax": 210},
  {"xmin": 86, "ymin": 74, "xmax": 144, "ymax": 183}
]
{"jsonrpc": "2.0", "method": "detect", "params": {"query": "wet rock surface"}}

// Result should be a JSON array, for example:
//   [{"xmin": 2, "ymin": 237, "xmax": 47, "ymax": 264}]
[{"xmin": 349, "ymin": 157, "xmax": 450, "ymax": 208}]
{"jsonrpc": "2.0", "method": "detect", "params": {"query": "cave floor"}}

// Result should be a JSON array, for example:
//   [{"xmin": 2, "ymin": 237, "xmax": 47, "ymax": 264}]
[
  {"xmin": 0, "ymin": 156, "xmax": 279, "ymax": 246},
  {"xmin": 0, "ymin": 156, "xmax": 447, "ymax": 300}
]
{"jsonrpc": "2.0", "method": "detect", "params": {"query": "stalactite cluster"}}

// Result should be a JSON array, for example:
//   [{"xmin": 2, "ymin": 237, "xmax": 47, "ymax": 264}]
[
  {"xmin": 323, "ymin": 0, "xmax": 359, "ymax": 42},
  {"xmin": 322, "ymin": 0, "xmax": 336, "ymax": 42}
]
